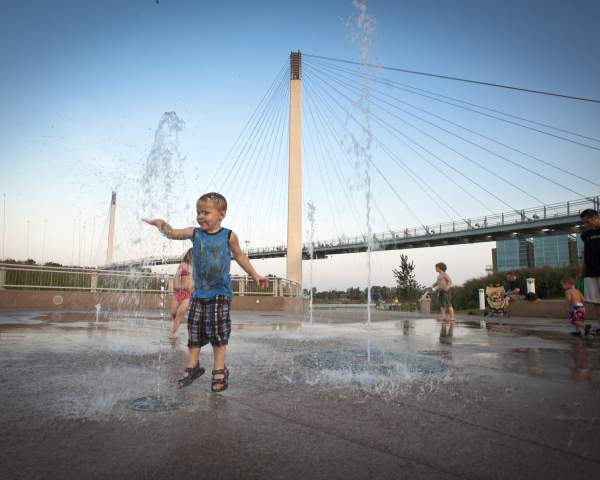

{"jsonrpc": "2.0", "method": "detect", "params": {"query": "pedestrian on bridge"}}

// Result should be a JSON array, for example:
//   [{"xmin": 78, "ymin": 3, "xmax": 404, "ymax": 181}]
[
  {"xmin": 580, "ymin": 209, "xmax": 600, "ymax": 324},
  {"xmin": 144, "ymin": 192, "xmax": 269, "ymax": 392}
]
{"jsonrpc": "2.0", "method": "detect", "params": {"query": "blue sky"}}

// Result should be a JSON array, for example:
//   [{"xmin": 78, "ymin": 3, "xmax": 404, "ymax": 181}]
[{"xmin": 1, "ymin": 0, "xmax": 599, "ymax": 288}]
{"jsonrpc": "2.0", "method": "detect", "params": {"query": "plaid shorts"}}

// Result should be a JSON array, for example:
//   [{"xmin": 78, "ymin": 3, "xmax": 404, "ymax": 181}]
[{"xmin": 187, "ymin": 295, "xmax": 232, "ymax": 348}]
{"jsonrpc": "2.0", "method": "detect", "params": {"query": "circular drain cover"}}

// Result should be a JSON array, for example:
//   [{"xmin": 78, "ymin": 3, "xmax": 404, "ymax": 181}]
[
  {"xmin": 126, "ymin": 395, "xmax": 187, "ymax": 412},
  {"xmin": 295, "ymin": 350, "xmax": 447, "ymax": 375}
]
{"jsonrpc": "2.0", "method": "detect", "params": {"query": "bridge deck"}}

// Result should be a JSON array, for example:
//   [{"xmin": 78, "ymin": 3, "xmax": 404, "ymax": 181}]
[{"xmin": 105, "ymin": 196, "xmax": 597, "ymax": 268}]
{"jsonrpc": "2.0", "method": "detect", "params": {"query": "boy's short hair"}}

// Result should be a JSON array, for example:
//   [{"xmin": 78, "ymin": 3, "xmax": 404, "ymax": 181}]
[
  {"xmin": 561, "ymin": 277, "xmax": 576, "ymax": 286},
  {"xmin": 198, "ymin": 192, "xmax": 227, "ymax": 212},
  {"xmin": 435, "ymin": 262, "xmax": 447, "ymax": 271},
  {"xmin": 580, "ymin": 209, "xmax": 599, "ymax": 220}
]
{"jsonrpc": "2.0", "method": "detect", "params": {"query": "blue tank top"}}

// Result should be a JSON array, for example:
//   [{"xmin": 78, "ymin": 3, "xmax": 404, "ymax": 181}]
[{"xmin": 191, "ymin": 227, "xmax": 232, "ymax": 299}]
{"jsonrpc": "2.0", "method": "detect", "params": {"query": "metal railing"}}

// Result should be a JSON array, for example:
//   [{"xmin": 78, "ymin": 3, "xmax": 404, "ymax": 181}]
[{"xmin": 0, "ymin": 264, "xmax": 301, "ymax": 297}]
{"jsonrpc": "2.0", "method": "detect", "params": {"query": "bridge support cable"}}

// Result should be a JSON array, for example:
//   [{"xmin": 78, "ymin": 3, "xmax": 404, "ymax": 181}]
[
  {"xmin": 310, "ymin": 84, "xmax": 397, "ymax": 236},
  {"xmin": 307, "ymin": 62, "xmax": 587, "ymax": 200},
  {"xmin": 305, "ymin": 70, "xmax": 495, "ymax": 220},
  {"xmin": 306, "ymin": 57, "xmax": 600, "ymax": 149},
  {"xmin": 213, "ymin": 66, "xmax": 287, "ymax": 195},
  {"xmin": 243, "ymin": 78, "xmax": 291, "ymax": 249},
  {"xmin": 303, "ymin": 75, "xmax": 427, "ymax": 230},
  {"xmin": 253, "ymin": 81, "xmax": 290, "ymax": 249},
  {"xmin": 305, "ymin": 74, "xmax": 420, "ymax": 229},
  {"xmin": 303, "ymin": 88, "xmax": 348, "ymax": 239},
  {"xmin": 303, "ymin": 53, "xmax": 600, "ymax": 105},
  {"xmin": 307, "ymin": 84, "xmax": 390, "ymax": 235},
  {"xmin": 93, "ymin": 212, "xmax": 110, "ymax": 267},
  {"xmin": 305, "ymin": 65, "xmax": 474, "ymax": 221},
  {"xmin": 218, "ymin": 70, "xmax": 288, "ymax": 200},
  {"xmin": 234, "ymin": 79, "xmax": 290, "ymax": 248},
  {"xmin": 306, "ymin": 63, "xmax": 546, "ymax": 206},
  {"xmin": 306, "ymin": 65, "xmax": 549, "ymax": 209},
  {"xmin": 202, "ymin": 63, "xmax": 290, "ymax": 250},
  {"xmin": 213, "ymin": 71, "xmax": 289, "ymax": 248},
  {"xmin": 304, "ymin": 100, "xmax": 355, "ymax": 238},
  {"xmin": 232, "ymin": 79, "xmax": 288, "ymax": 228},
  {"xmin": 304, "ymin": 73, "xmax": 461, "ymax": 223},
  {"xmin": 274, "ymin": 86, "xmax": 291, "ymax": 247},
  {"xmin": 305, "ymin": 65, "xmax": 529, "ymax": 218},
  {"xmin": 303, "ymin": 79, "xmax": 371, "ymax": 237},
  {"xmin": 205, "ymin": 62, "xmax": 288, "ymax": 190},
  {"xmin": 307, "ymin": 59, "xmax": 600, "ymax": 190},
  {"xmin": 305, "ymin": 72, "xmax": 473, "ymax": 226}
]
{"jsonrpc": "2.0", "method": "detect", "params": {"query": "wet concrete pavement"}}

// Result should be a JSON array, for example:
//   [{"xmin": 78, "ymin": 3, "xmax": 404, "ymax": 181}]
[{"xmin": 1, "ymin": 307, "xmax": 599, "ymax": 479}]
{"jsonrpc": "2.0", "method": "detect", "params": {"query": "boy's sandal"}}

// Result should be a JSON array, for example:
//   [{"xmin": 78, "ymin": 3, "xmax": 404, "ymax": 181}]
[
  {"xmin": 177, "ymin": 363, "xmax": 205, "ymax": 388},
  {"xmin": 211, "ymin": 367, "xmax": 229, "ymax": 393}
]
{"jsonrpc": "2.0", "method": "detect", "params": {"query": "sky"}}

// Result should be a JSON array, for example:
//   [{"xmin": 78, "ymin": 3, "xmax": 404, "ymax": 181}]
[{"xmin": 1, "ymin": 0, "xmax": 599, "ymax": 289}]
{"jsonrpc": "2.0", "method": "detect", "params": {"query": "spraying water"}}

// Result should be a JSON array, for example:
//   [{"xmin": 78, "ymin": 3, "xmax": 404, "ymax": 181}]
[
  {"xmin": 138, "ymin": 112, "xmax": 187, "ymax": 406},
  {"xmin": 306, "ymin": 202, "xmax": 316, "ymax": 324},
  {"xmin": 141, "ymin": 112, "xmax": 186, "ymax": 219},
  {"xmin": 348, "ymin": 0, "xmax": 377, "ymax": 358}
]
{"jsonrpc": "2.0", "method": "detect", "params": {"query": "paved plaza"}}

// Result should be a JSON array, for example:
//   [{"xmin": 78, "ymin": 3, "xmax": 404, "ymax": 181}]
[{"xmin": 1, "ymin": 307, "xmax": 599, "ymax": 479}]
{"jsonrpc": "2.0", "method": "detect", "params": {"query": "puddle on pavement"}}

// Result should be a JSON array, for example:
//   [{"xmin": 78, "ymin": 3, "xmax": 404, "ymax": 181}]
[
  {"xmin": 280, "ymin": 349, "xmax": 452, "ymax": 398},
  {"xmin": 126, "ymin": 395, "xmax": 189, "ymax": 412},
  {"xmin": 295, "ymin": 349, "xmax": 447, "ymax": 375}
]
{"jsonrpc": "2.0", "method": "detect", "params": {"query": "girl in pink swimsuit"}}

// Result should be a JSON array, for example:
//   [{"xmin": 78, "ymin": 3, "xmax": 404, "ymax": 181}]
[{"xmin": 169, "ymin": 249, "xmax": 193, "ymax": 339}]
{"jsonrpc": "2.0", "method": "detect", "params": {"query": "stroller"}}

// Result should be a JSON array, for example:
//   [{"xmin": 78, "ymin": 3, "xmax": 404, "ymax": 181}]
[{"xmin": 485, "ymin": 286, "xmax": 509, "ymax": 317}]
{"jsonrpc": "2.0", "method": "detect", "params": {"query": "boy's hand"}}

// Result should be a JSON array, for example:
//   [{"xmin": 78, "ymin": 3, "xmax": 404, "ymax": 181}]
[
  {"xmin": 143, "ymin": 218, "xmax": 164, "ymax": 229},
  {"xmin": 254, "ymin": 275, "xmax": 270, "ymax": 288},
  {"xmin": 143, "ymin": 218, "xmax": 174, "ymax": 238}
]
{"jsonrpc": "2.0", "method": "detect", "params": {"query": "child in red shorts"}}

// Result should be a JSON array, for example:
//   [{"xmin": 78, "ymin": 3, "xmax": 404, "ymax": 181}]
[{"xmin": 563, "ymin": 277, "xmax": 589, "ymax": 336}]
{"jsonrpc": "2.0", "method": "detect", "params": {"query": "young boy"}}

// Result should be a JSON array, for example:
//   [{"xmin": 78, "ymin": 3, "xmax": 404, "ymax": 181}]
[
  {"xmin": 144, "ymin": 192, "xmax": 268, "ymax": 392},
  {"xmin": 562, "ymin": 277, "xmax": 589, "ymax": 336},
  {"xmin": 431, "ymin": 262, "xmax": 455, "ymax": 321}
]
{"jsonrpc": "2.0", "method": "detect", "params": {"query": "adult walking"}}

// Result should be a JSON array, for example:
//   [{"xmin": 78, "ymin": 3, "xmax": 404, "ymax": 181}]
[{"xmin": 580, "ymin": 209, "xmax": 600, "ymax": 321}]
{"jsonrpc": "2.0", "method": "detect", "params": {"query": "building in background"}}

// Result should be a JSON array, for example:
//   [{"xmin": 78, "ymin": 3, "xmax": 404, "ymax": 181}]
[
  {"xmin": 492, "ymin": 234, "xmax": 581, "ymax": 272},
  {"xmin": 532, "ymin": 235, "xmax": 571, "ymax": 268},
  {"xmin": 492, "ymin": 239, "xmax": 533, "ymax": 272}
]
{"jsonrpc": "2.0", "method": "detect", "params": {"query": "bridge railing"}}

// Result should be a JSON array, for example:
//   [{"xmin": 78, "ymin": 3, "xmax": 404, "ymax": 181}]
[
  {"xmin": 245, "ymin": 196, "xmax": 598, "ymax": 255},
  {"xmin": 0, "ymin": 263, "xmax": 301, "ymax": 297}
]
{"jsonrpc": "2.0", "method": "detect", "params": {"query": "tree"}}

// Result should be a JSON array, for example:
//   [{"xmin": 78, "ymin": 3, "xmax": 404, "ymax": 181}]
[
  {"xmin": 346, "ymin": 287, "xmax": 364, "ymax": 302},
  {"xmin": 392, "ymin": 254, "xmax": 423, "ymax": 301}
]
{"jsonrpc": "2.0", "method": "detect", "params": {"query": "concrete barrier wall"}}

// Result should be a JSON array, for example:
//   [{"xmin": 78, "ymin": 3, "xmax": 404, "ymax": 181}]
[
  {"xmin": 510, "ymin": 299, "xmax": 599, "ymax": 320},
  {"xmin": 0, "ymin": 290, "xmax": 306, "ymax": 313}
]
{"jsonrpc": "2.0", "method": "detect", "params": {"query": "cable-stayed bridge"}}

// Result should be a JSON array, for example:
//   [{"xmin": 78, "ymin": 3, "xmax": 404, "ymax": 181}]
[
  {"xmin": 103, "ymin": 52, "xmax": 599, "ymax": 275},
  {"xmin": 107, "ymin": 196, "xmax": 598, "ymax": 269}
]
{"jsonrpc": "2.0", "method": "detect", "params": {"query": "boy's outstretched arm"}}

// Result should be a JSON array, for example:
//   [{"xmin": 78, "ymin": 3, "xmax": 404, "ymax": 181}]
[
  {"xmin": 143, "ymin": 218, "xmax": 194, "ymax": 240},
  {"xmin": 229, "ymin": 231, "xmax": 269, "ymax": 288}
]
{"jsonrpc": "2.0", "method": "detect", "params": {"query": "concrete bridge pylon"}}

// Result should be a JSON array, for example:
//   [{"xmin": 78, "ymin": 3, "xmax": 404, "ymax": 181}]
[
  {"xmin": 105, "ymin": 191, "xmax": 116, "ymax": 266},
  {"xmin": 287, "ymin": 51, "xmax": 303, "ymax": 286}
]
